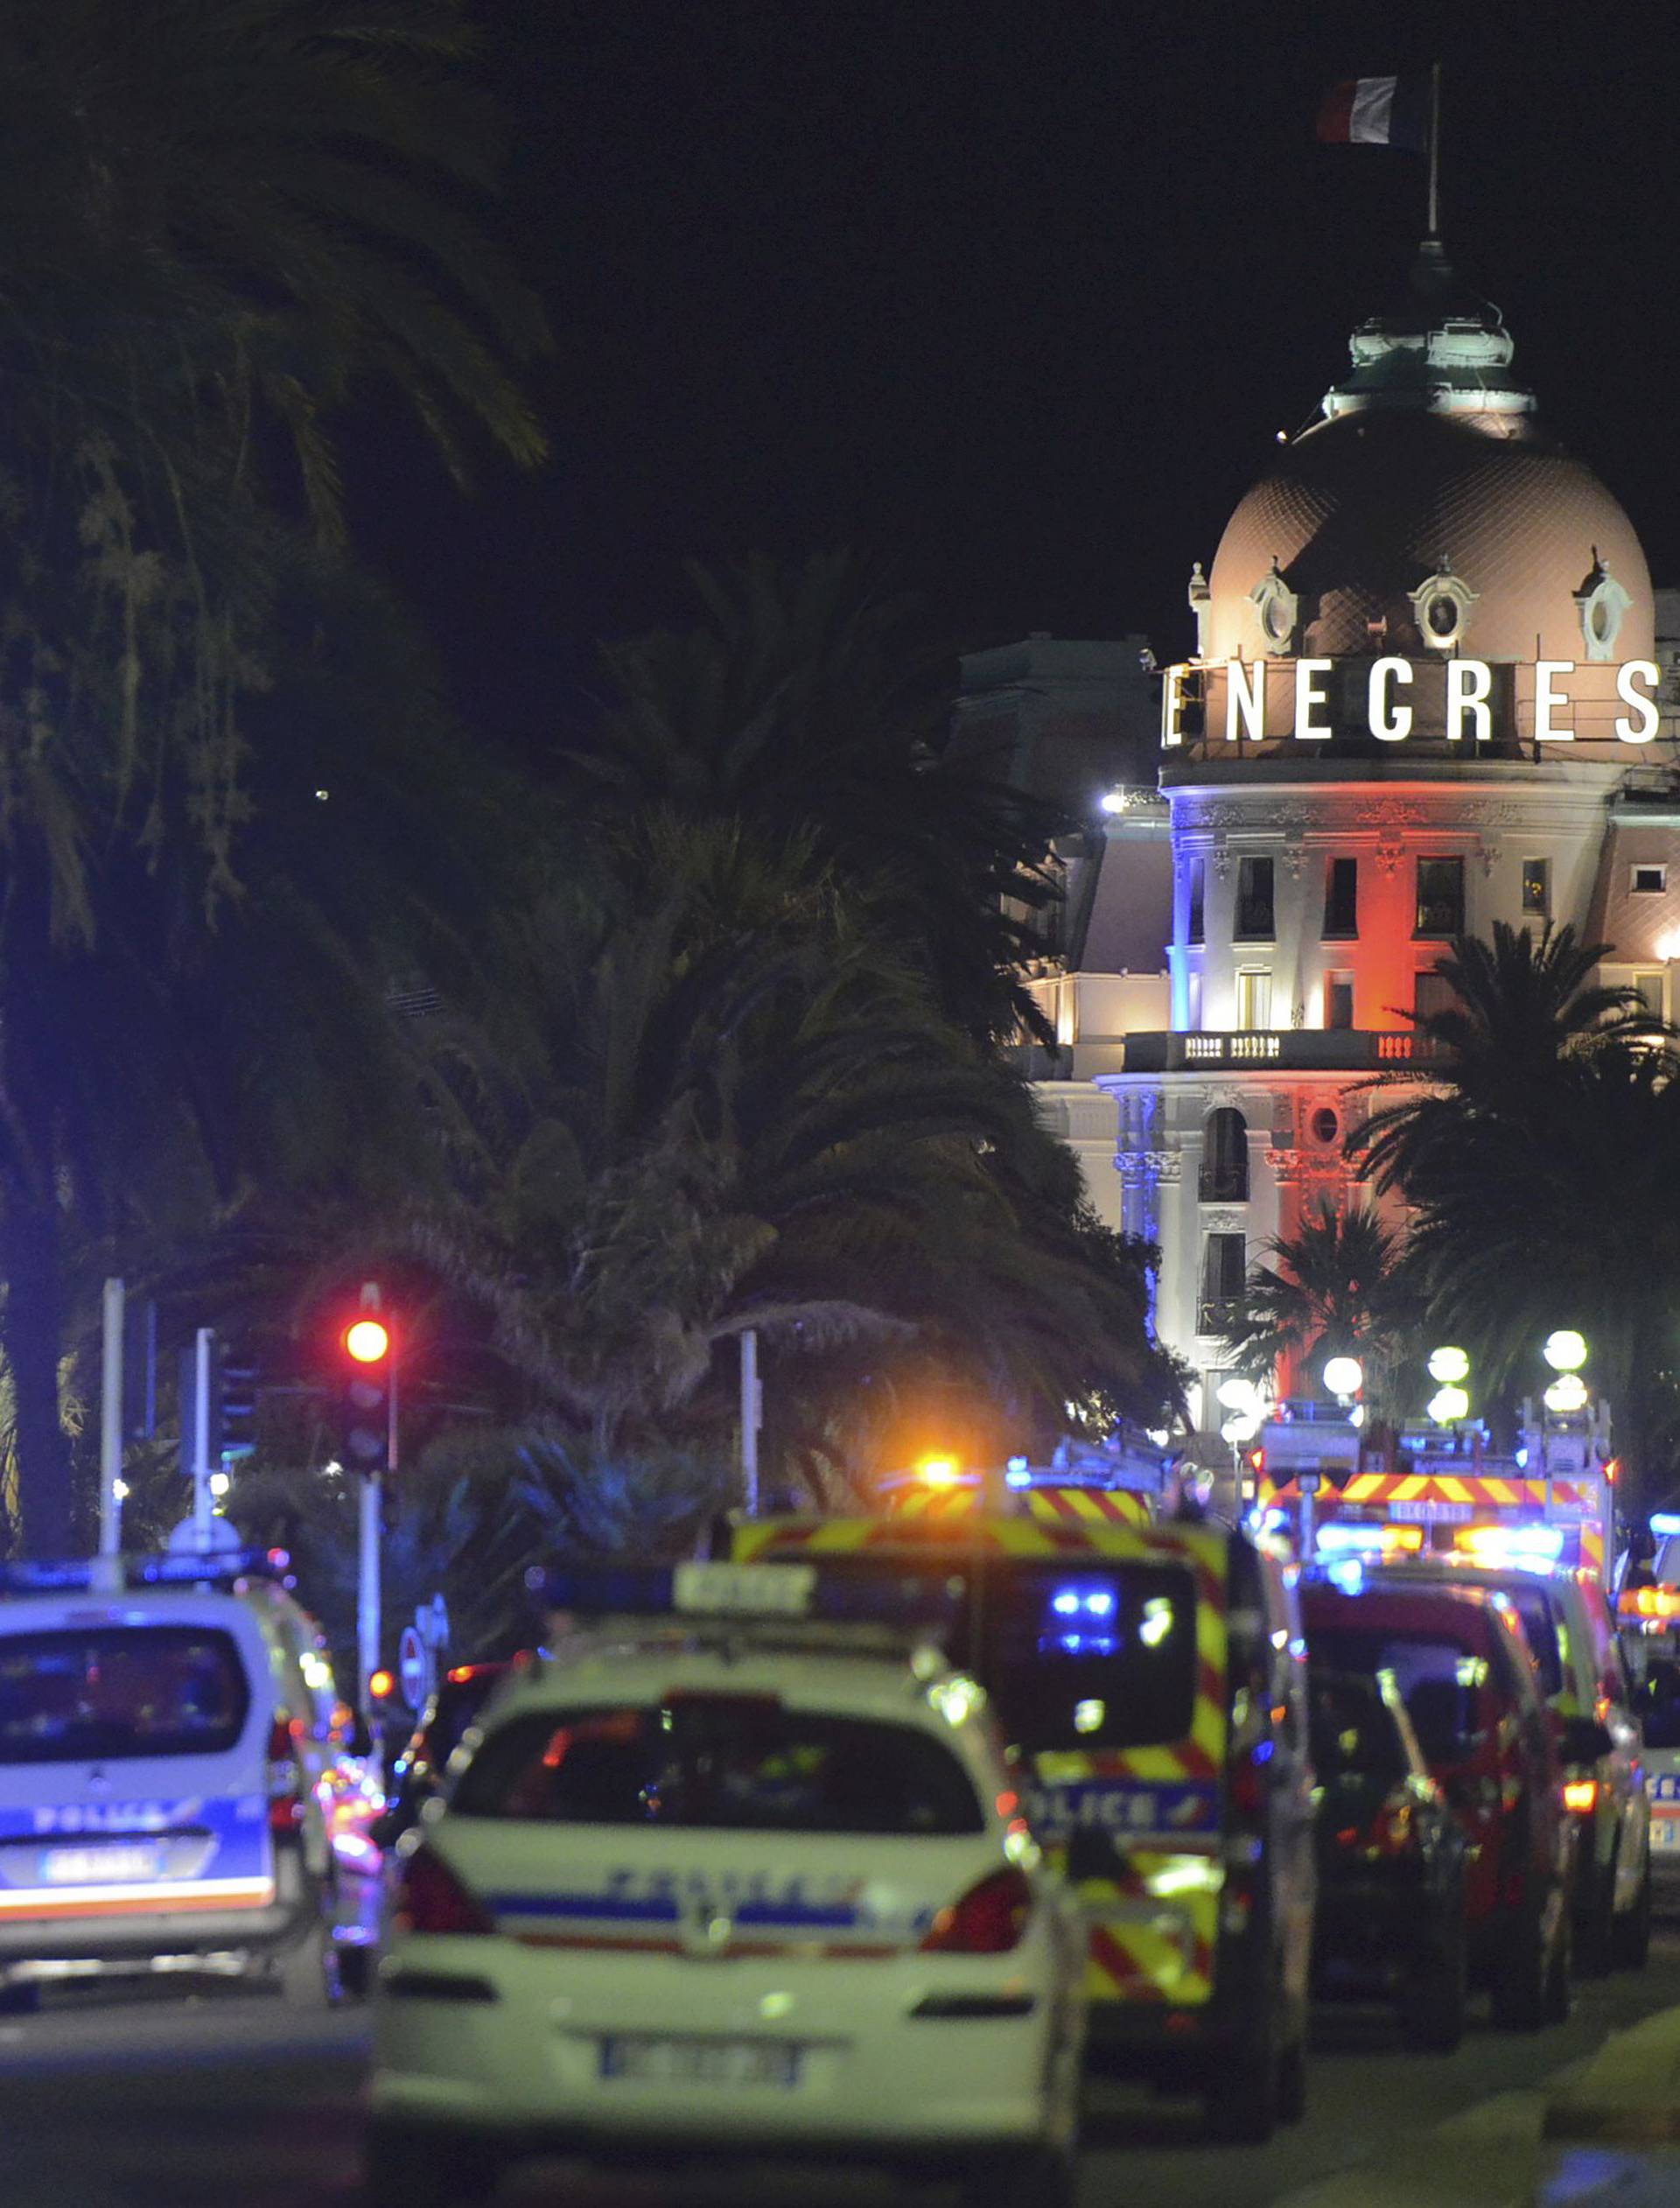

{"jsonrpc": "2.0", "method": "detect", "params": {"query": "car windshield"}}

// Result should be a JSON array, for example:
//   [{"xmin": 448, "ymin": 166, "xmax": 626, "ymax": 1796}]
[
  {"xmin": 0, "ymin": 1626, "xmax": 250, "ymax": 1764},
  {"xmin": 1308, "ymin": 1627, "xmax": 1487, "ymax": 1764},
  {"xmin": 453, "ymin": 1700, "xmax": 983, "ymax": 1834}
]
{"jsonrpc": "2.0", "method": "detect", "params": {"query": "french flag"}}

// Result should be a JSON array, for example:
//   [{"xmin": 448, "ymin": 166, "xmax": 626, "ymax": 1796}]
[{"xmin": 1316, "ymin": 76, "xmax": 1427, "ymax": 152}]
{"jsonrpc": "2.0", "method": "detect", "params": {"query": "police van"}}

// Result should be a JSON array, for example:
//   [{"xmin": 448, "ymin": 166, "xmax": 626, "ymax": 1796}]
[
  {"xmin": 735, "ymin": 1495, "xmax": 1316, "ymax": 2144},
  {"xmin": 368, "ymin": 1560, "xmax": 1088, "ymax": 2208},
  {"xmin": 0, "ymin": 1548, "xmax": 341, "ymax": 2001}
]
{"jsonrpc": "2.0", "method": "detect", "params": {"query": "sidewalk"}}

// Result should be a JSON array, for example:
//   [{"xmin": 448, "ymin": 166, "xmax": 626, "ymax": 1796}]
[{"xmin": 1270, "ymin": 2004, "xmax": 1680, "ymax": 2208}]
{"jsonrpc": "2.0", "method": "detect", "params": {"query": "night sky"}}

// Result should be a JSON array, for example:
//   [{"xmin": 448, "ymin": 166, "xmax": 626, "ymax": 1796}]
[{"xmin": 353, "ymin": 4, "xmax": 1680, "ymax": 748}]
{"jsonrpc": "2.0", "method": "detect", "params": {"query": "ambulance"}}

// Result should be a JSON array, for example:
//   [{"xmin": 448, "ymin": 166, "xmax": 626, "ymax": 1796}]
[{"xmin": 734, "ymin": 1473, "xmax": 1315, "ymax": 2144}]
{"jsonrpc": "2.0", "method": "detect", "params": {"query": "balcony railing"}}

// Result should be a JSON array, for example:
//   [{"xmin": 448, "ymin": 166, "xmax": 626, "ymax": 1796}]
[
  {"xmin": 1197, "ymin": 1298, "xmax": 1242, "ymax": 1336},
  {"xmin": 1119, "ymin": 1029, "xmax": 1446, "ymax": 1073},
  {"xmin": 1413, "ymin": 901, "xmax": 1465, "ymax": 938},
  {"xmin": 1198, "ymin": 1165, "xmax": 1250, "ymax": 1202}
]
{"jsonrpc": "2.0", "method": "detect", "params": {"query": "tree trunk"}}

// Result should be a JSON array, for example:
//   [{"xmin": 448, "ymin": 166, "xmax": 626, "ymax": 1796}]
[
  {"xmin": 0, "ymin": 846, "xmax": 73, "ymax": 1558},
  {"xmin": 0, "ymin": 1177, "xmax": 72, "ymax": 1556}
]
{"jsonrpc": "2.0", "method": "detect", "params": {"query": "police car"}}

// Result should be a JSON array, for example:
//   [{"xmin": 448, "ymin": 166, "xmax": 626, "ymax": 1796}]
[
  {"xmin": 0, "ymin": 1549, "xmax": 340, "ymax": 2003},
  {"xmin": 367, "ymin": 1560, "xmax": 1087, "ymax": 2208}
]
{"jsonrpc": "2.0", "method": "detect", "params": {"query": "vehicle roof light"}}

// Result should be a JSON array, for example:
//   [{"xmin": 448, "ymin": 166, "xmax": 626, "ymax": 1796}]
[{"xmin": 530, "ymin": 1560, "xmax": 962, "ymax": 1633}]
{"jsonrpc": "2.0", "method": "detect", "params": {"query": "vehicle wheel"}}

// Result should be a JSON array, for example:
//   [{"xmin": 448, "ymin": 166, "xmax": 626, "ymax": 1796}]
[
  {"xmin": 1611, "ymin": 1851, "xmax": 1654, "ymax": 1972},
  {"xmin": 1399, "ymin": 1924, "xmax": 1467, "ymax": 2053},
  {"xmin": 960, "ymin": 2141, "xmax": 1074, "ymax": 2208},
  {"xmin": 1575, "ymin": 1847, "xmax": 1617, "ymax": 1979},
  {"xmin": 1207, "ymin": 2007, "xmax": 1278, "ymax": 2145},
  {"xmin": 363, "ymin": 2125, "xmax": 498, "ymax": 2208},
  {"xmin": 1489, "ymin": 1902, "xmax": 1550, "ymax": 2032}
]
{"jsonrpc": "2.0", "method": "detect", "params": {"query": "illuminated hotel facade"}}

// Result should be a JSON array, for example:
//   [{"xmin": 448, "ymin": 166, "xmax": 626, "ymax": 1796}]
[{"xmin": 957, "ymin": 245, "xmax": 1680, "ymax": 1438}]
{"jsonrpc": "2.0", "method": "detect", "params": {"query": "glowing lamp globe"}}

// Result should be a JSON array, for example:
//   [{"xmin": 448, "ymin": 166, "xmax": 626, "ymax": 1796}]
[
  {"xmin": 1427, "ymin": 1345, "xmax": 1470, "ymax": 1384},
  {"xmin": 1322, "ymin": 1355, "xmax": 1363, "ymax": 1399},
  {"xmin": 1543, "ymin": 1329, "xmax": 1588, "ymax": 1374},
  {"xmin": 1544, "ymin": 1373, "xmax": 1589, "ymax": 1414},
  {"xmin": 344, "ymin": 1318, "xmax": 390, "ymax": 1363},
  {"xmin": 1216, "ymin": 1375, "xmax": 1258, "ymax": 1412},
  {"xmin": 1427, "ymin": 1384, "xmax": 1471, "ymax": 1425}
]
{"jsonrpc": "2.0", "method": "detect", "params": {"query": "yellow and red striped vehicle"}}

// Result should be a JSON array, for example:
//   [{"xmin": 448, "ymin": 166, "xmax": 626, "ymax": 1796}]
[{"xmin": 732, "ymin": 1491, "xmax": 1315, "ymax": 2143}]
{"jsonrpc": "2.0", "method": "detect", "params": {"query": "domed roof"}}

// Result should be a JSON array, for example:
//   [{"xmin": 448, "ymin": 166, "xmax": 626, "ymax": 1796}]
[
  {"xmin": 1205, "ymin": 410, "xmax": 1654, "ymax": 663},
  {"xmin": 1200, "ymin": 246, "xmax": 1654, "ymax": 668}
]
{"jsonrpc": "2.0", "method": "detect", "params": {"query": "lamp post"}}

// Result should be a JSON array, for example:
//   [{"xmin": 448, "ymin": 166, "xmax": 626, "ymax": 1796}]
[
  {"xmin": 1314, "ymin": 1356, "xmax": 1364, "ymax": 1558},
  {"xmin": 1540, "ymin": 1329, "xmax": 1589, "ymax": 1518}
]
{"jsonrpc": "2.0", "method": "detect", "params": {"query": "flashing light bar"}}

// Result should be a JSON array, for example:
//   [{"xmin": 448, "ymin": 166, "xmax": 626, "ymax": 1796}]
[
  {"xmin": 1314, "ymin": 1524, "xmax": 1423, "ymax": 1560},
  {"xmin": 1620, "ymin": 1586, "xmax": 1680, "ymax": 1621},
  {"xmin": 530, "ymin": 1560, "xmax": 962, "ymax": 1632},
  {"xmin": 1452, "ymin": 1523, "xmax": 1565, "ymax": 1569},
  {"xmin": 1651, "ymin": 1514, "xmax": 1680, "ymax": 1539},
  {"xmin": 0, "ymin": 1548, "xmax": 286, "ymax": 1596}
]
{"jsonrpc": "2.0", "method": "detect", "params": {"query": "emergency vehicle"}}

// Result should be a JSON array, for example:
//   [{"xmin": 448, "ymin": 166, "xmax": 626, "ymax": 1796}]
[
  {"xmin": 1618, "ymin": 1512, "xmax": 1680, "ymax": 1880},
  {"xmin": 0, "ymin": 1548, "xmax": 345, "ymax": 2001},
  {"xmin": 1256, "ymin": 1415, "xmax": 1614, "ymax": 1588},
  {"xmin": 367, "ymin": 1560, "xmax": 1087, "ymax": 2208},
  {"xmin": 733, "ymin": 1470, "xmax": 1315, "ymax": 2145}
]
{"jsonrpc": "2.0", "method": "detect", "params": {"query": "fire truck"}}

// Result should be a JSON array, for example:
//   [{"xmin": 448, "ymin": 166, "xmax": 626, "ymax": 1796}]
[{"xmin": 1254, "ymin": 1404, "xmax": 1615, "ymax": 1588}]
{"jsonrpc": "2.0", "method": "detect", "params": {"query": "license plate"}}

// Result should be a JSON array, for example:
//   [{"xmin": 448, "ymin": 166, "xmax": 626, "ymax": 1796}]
[
  {"xmin": 39, "ymin": 1844, "xmax": 165, "ymax": 1885},
  {"xmin": 598, "ymin": 2036, "xmax": 801, "ymax": 2087}
]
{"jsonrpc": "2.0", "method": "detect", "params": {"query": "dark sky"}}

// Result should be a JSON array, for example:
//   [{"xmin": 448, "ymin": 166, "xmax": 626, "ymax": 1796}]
[{"xmin": 352, "ymin": 4, "xmax": 1680, "ymax": 746}]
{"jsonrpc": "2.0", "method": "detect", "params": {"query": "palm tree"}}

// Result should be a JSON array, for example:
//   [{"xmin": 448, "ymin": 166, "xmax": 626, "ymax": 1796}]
[
  {"xmin": 564, "ymin": 550, "xmax": 1068, "ymax": 1048},
  {"xmin": 0, "ymin": 2, "xmax": 550, "ymax": 1551},
  {"xmin": 1356, "ymin": 920, "xmax": 1657, "ymax": 1196},
  {"xmin": 1222, "ymin": 1202, "xmax": 1417, "ymax": 1415}
]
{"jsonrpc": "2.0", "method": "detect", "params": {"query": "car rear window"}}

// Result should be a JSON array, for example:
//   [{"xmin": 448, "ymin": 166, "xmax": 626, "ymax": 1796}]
[
  {"xmin": 0, "ymin": 1627, "xmax": 251, "ymax": 1764},
  {"xmin": 452, "ymin": 1700, "xmax": 983, "ymax": 1834},
  {"xmin": 1309, "ymin": 1672, "xmax": 1409, "ymax": 1781},
  {"xmin": 1309, "ymin": 1628, "xmax": 1488, "ymax": 1763},
  {"xmin": 975, "ymin": 1562, "xmax": 1199, "ymax": 1750}
]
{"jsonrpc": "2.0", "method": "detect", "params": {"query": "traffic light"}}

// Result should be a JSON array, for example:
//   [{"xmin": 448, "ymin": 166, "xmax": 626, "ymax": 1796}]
[
  {"xmin": 218, "ymin": 1342, "xmax": 259, "ymax": 1461},
  {"xmin": 340, "ymin": 1299, "xmax": 394, "ymax": 1474}
]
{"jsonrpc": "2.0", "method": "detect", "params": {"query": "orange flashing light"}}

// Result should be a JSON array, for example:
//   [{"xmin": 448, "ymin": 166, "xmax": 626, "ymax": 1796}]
[
  {"xmin": 915, "ymin": 1454, "xmax": 962, "ymax": 1489},
  {"xmin": 368, "ymin": 1667, "xmax": 396, "ymax": 1700},
  {"xmin": 345, "ymin": 1318, "xmax": 391, "ymax": 1363},
  {"xmin": 1562, "ymin": 1777, "xmax": 1599, "ymax": 1816},
  {"xmin": 1620, "ymin": 1586, "xmax": 1680, "ymax": 1621}
]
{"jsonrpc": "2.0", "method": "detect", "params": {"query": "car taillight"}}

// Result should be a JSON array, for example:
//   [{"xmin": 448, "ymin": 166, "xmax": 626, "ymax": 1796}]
[
  {"xmin": 1563, "ymin": 1777, "xmax": 1599, "ymax": 1816},
  {"xmin": 920, "ymin": 1868, "xmax": 1032, "ymax": 1954},
  {"xmin": 395, "ymin": 1846, "xmax": 495, "ymax": 1938},
  {"xmin": 268, "ymin": 1715, "xmax": 305, "ymax": 1833}
]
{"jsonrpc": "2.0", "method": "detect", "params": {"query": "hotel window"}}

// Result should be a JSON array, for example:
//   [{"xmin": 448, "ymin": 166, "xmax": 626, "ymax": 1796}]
[
  {"xmin": 1186, "ymin": 855, "xmax": 1205, "ymax": 944},
  {"xmin": 1236, "ymin": 854, "xmax": 1275, "ymax": 939},
  {"xmin": 1199, "ymin": 1231, "xmax": 1247, "ymax": 1334},
  {"xmin": 1325, "ymin": 972, "xmax": 1354, "ymax": 1030},
  {"xmin": 1631, "ymin": 970, "xmax": 1667, "ymax": 1021},
  {"xmin": 1632, "ymin": 864, "xmax": 1668, "ymax": 895},
  {"xmin": 1200, "ymin": 1107, "xmax": 1250, "ymax": 1203},
  {"xmin": 1521, "ymin": 858, "xmax": 1550, "ymax": 917},
  {"xmin": 1235, "ymin": 967, "xmax": 1271, "ymax": 1030},
  {"xmin": 1415, "ymin": 970, "xmax": 1457, "ymax": 1027},
  {"xmin": 1415, "ymin": 856, "xmax": 1465, "ymax": 938},
  {"xmin": 1323, "ymin": 856, "xmax": 1359, "ymax": 938}
]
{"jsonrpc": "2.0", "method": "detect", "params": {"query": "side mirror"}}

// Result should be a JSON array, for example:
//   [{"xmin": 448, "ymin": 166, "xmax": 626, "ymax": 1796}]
[{"xmin": 1559, "ymin": 1715, "xmax": 1614, "ymax": 1768}]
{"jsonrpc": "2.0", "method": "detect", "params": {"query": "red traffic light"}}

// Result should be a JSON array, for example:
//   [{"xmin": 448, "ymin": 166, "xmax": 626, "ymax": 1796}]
[{"xmin": 344, "ymin": 1318, "xmax": 390, "ymax": 1364}]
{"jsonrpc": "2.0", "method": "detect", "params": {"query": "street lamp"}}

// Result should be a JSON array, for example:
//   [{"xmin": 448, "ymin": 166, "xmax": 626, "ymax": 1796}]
[
  {"xmin": 1544, "ymin": 1329, "xmax": 1588, "ymax": 1375},
  {"xmin": 1427, "ymin": 1345, "xmax": 1470, "ymax": 1385},
  {"xmin": 1544, "ymin": 1373, "xmax": 1589, "ymax": 1415},
  {"xmin": 1428, "ymin": 1384, "xmax": 1471, "ymax": 1425},
  {"xmin": 1322, "ymin": 1355, "xmax": 1363, "ymax": 1402}
]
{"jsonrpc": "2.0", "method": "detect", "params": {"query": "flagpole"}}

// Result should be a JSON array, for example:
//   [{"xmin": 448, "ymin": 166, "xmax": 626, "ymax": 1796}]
[{"xmin": 1427, "ymin": 60, "xmax": 1442, "ymax": 236}]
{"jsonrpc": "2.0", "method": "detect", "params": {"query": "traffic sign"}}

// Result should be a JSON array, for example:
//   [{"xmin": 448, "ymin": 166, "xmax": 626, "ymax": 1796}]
[{"xmin": 397, "ymin": 1624, "xmax": 432, "ymax": 1711}]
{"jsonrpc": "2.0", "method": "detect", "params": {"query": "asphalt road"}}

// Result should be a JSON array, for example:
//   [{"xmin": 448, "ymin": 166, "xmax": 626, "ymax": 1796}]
[{"xmin": 5, "ymin": 1918, "xmax": 1680, "ymax": 2208}]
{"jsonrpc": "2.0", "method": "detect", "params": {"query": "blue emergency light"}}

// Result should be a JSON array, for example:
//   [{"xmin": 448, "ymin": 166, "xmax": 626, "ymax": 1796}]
[
  {"xmin": 0, "ymin": 1547, "xmax": 284, "ymax": 1596},
  {"xmin": 1651, "ymin": 1514, "xmax": 1680, "ymax": 1540},
  {"xmin": 529, "ymin": 1559, "xmax": 963, "ymax": 1634}
]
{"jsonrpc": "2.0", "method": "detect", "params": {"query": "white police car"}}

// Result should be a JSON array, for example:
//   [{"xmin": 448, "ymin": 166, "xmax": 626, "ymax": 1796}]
[
  {"xmin": 0, "ymin": 1550, "xmax": 338, "ymax": 2002},
  {"xmin": 368, "ymin": 1560, "xmax": 1087, "ymax": 2208}
]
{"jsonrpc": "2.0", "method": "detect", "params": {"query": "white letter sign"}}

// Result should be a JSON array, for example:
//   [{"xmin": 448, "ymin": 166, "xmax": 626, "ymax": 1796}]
[
  {"xmin": 1446, "ymin": 659, "xmax": 1492, "ymax": 742},
  {"xmin": 1615, "ymin": 660, "xmax": 1661, "ymax": 744},
  {"xmin": 1535, "ymin": 661, "xmax": 1576, "ymax": 742},
  {"xmin": 1368, "ymin": 656, "xmax": 1413, "ymax": 740},
  {"xmin": 1294, "ymin": 660, "xmax": 1333, "ymax": 740},
  {"xmin": 1162, "ymin": 663, "xmax": 1184, "ymax": 747},
  {"xmin": 1227, "ymin": 658, "xmax": 1265, "ymax": 741}
]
